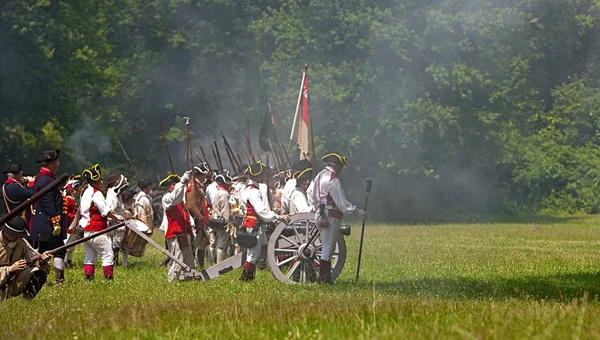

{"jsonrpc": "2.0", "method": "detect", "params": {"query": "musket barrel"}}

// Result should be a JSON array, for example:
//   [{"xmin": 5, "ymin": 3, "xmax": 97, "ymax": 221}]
[{"xmin": 0, "ymin": 173, "xmax": 69, "ymax": 226}]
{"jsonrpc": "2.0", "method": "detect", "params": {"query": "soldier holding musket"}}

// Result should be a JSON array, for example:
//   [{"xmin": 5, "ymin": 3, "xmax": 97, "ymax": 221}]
[
  {"xmin": 0, "ymin": 216, "xmax": 51, "ymax": 300},
  {"xmin": 30, "ymin": 149, "xmax": 68, "ymax": 284},
  {"xmin": 2, "ymin": 164, "xmax": 33, "ymax": 218}
]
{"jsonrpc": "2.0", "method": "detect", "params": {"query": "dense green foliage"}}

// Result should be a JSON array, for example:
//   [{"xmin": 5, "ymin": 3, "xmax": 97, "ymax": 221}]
[
  {"xmin": 1, "ymin": 0, "xmax": 600, "ymax": 219},
  {"xmin": 3, "ymin": 216, "xmax": 600, "ymax": 338}
]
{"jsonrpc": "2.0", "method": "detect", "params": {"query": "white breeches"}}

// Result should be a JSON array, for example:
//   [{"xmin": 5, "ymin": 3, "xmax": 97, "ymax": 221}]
[
  {"xmin": 213, "ymin": 227, "xmax": 229, "ymax": 250},
  {"xmin": 65, "ymin": 233, "xmax": 78, "ymax": 261},
  {"xmin": 166, "ymin": 235, "xmax": 195, "ymax": 282},
  {"xmin": 245, "ymin": 225, "xmax": 267, "ymax": 264},
  {"xmin": 318, "ymin": 217, "xmax": 341, "ymax": 262},
  {"xmin": 83, "ymin": 232, "xmax": 114, "ymax": 267}
]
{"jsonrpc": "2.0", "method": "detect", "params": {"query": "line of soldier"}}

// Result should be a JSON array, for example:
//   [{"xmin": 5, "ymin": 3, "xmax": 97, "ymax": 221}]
[{"xmin": 0, "ymin": 148, "xmax": 366, "ymax": 300}]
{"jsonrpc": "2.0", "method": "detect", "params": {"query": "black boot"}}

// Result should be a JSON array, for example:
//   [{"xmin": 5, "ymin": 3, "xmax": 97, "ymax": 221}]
[
  {"xmin": 196, "ymin": 248, "xmax": 205, "ymax": 269},
  {"xmin": 158, "ymin": 256, "xmax": 170, "ymax": 267},
  {"xmin": 65, "ymin": 260, "xmax": 73, "ymax": 269},
  {"xmin": 55, "ymin": 268, "xmax": 65, "ymax": 285},
  {"xmin": 319, "ymin": 260, "xmax": 332, "ymax": 284},
  {"xmin": 23, "ymin": 271, "xmax": 47, "ymax": 299},
  {"xmin": 240, "ymin": 262, "xmax": 256, "ymax": 282},
  {"xmin": 113, "ymin": 248, "xmax": 120, "ymax": 266}
]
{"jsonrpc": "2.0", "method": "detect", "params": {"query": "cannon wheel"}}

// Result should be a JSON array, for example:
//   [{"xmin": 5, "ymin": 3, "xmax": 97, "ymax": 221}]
[{"xmin": 267, "ymin": 213, "xmax": 347, "ymax": 284}]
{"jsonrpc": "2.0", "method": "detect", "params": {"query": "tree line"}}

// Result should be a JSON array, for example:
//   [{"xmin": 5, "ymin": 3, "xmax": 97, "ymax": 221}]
[{"xmin": 1, "ymin": 0, "xmax": 600, "ymax": 220}]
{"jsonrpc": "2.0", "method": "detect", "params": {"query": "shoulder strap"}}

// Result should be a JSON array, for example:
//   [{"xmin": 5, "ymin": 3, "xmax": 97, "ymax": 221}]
[{"xmin": 2, "ymin": 184, "xmax": 11, "ymax": 213}]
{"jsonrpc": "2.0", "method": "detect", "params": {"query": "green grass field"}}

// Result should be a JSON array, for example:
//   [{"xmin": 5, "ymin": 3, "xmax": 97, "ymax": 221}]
[{"xmin": 3, "ymin": 215, "xmax": 600, "ymax": 339}]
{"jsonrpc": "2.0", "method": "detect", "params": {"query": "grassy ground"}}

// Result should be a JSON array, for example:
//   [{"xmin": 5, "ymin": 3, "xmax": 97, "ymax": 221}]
[{"xmin": 2, "ymin": 215, "xmax": 600, "ymax": 339}]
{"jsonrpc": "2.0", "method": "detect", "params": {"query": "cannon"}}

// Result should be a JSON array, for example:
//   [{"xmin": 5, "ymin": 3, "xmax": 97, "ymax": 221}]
[
  {"xmin": 125, "ymin": 213, "xmax": 351, "ymax": 284},
  {"xmin": 266, "ymin": 213, "xmax": 350, "ymax": 284}
]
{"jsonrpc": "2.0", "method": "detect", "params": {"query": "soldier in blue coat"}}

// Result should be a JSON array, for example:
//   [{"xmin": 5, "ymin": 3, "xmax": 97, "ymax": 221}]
[
  {"xmin": 30, "ymin": 149, "xmax": 68, "ymax": 284},
  {"xmin": 1, "ymin": 164, "xmax": 33, "ymax": 218}
]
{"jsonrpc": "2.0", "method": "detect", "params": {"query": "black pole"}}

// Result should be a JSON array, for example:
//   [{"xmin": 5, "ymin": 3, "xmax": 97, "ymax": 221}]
[{"xmin": 355, "ymin": 178, "xmax": 372, "ymax": 282}]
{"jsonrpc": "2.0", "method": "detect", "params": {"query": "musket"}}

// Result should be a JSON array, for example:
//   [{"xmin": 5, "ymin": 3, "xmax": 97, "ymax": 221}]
[
  {"xmin": 268, "ymin": 139, "xmax": 281, "ymax": 173},
  {"xmin": 245, "ymin": 133, "xmax": 256, "ymax": 163},
  {"xmin": 159, "ymin": 122, "xmax": 176, "ymax": 174},
  {"xmin": 27, "ymin": 222, "xmax": 126, "ymax": 265},
  {"xmin": 116, "ymin": 137, "xmax": 140, "ymax": 180},
  {"xmin": 213, "ymin": 136, "xmax": 224, "ymax": 172},
  {"xmin": 184, "ymin": 117, "xmax": 191, "ymax": 170},
  {"xmin": 0, "ymin": 173, "xmax": 69, "ymax": 226},
  {"xmin": 193, "ymin": 149, "xmax": 204, "ymax": 163},
  {"xmin": 235, "ymin": 151, "xmax": 244, "ymax": 169},
  {"xmin": 211, "ymin": 144, "xmax": 222, "ymax": 172},
  {"xmin": 221, "ymin": 133, "xmax": 242, "ymax": 173},
  {"xmin": 222, "ymin": 137, "xmax": 238, "ymax": 174},
  {"xmin": 199, "ymin": 145, "xmax": 211, "ymax": 170}
]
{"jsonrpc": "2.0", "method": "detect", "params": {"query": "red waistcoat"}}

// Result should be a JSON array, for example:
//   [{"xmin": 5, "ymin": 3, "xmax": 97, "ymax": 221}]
[
  {"xmin": 165, "ymin": 202, "xmax": 192, "ymax": 239},
  {"xmin": 243, "ymin": 184, "xmax": 259, "ymax": 228},
  {"xmin": 85, "ymin": 188, "xmax": 108, "ymax": 232}
]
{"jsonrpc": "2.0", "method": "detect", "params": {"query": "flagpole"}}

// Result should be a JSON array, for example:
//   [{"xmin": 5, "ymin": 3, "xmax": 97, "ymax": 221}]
[
  {"xmin": 289, "ymin": 67, "xmax": 307, "ymax": 152},
  {"xmin": 304, "ymin": 64, "xmax": 317, "ymax": 174}
]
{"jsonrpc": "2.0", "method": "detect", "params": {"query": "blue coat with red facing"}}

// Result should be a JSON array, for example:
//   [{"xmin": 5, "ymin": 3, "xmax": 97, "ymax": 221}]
[{"xmin": 30, "ymin": 168, "xmax": 66, "ymax": 242}]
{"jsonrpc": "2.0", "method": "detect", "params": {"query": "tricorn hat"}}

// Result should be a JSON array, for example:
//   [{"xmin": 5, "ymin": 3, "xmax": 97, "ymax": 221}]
[
  {"xmin": 159, "ymin": 173, "xmax": 180, "ymax": 187},
  {"xmin": 2, "ymin": 164, "xmax": 23, "ymax": 174},
  {"xmin": 82, "ymin": 164, "xmax": 102, "ymax": 182},
  {"xmin": 1, "ymin": 216, "xmax": 29, "ymax": 238},
  {"xmin": 246, "ymin": 161, "xmax": 264, "ymax": 177},
  {"xmin": 137, "ymin": 180, "xmax": 153, "ymax": 190},
  {"xmin": 193, "ymin": 163, "xmax": 210, "ymax": 176},
  {"xmin": 321, "ymin": 153, "xmax": 348, "ymax": 166},
  {"xmin": 35, "ymin": 149, "xmax": 60, "ymax": 164},
  {"xmin": 292, "ymin": 159, "xmax": 312, "ymax": 173},
  {"xmin": 215, "ymin": 172, "xmax": 233, "ymax": 185},
  {"xmin": 121, "ymin": 190, "xmax": 136, "ymax": 202},
  {"xmin": 293, "ymin": 167, "xmax": 313, "ymax": 182}
]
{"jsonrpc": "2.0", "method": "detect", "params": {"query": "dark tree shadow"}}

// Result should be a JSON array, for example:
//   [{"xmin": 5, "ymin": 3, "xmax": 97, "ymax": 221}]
[{"xmin": 360, "ymin": 272, "xmax": 600, "ymax": 302}]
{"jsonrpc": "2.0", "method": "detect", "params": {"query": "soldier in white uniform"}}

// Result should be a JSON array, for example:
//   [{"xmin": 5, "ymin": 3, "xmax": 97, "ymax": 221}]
[
  {"xmin": 210, "ymin": 172, "xmax": 233, "ymax": 263},
  {"xmin": 239, "ymin": 161, "xmax": 284, "ymax": 281},
  {"xmin": 289, "ymin": 167, "xmax": 314, "ymax": 215},
  {"xmin": 281, "ymin": 160, "xmax": 312, "ymax": 214},
  {"xmin": 312, "ymin": 153, "xmax": 366, "ymax": 284}
]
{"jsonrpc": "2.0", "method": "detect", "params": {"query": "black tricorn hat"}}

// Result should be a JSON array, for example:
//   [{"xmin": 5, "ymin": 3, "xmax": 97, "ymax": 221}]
[
  {"xmin": 82, "ymin": 164, "xmax": 102, "ymax": 182},
  {"xmin": 215, "ymin": 172, "xmax": 233, "ymax": 185},
  {"xmin": 321, "ymin": 153, "xmax": 348, "ymax": 166},
  {"xmin": 120, "ymin": 190, "xmax": 136, "ymax": 202},
  {"xmin": 292, "ymin": 159, "xmax": 312, "ymax": 173},
  {"xmin": 2, "ymin": 164, "xmax": 23, "ymax": 174},
  {"xmin": 137, "ymin": 180, "xmax": 153, "ymax": 190},
  {"xmin": 35, "ymin": 149, "xmax": 60, "ymax": 163},
  {"xmin": 159, "ymin": 173, "xmax": 180, "ymax": 187},
  {"xmin": 1, "ymin": 216, "xmax": 29, "ymax": 238},
  {"xmin": 293, "ymin": 167, "xmax": 313, "ymax": 181},
  {"xmin": 193, "ymin": 162, "xmax": 210, "ymax": 176},
  {"xmin": 246, "ymin": 161, "xmax": 264, "ymax": 177}
]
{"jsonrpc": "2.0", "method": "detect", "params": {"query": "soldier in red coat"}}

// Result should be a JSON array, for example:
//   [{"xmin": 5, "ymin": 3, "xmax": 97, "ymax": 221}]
[
  {"xmin": 159, "ymin": 171, "xmax": 194, "ymax": 282},
  {"xmin": 63, "ymin": 177, "xmax": 81, "ymax": 268},
  {"xmin": 78, "ymin": 164, "xmax": 123, "ymax": 280}
]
